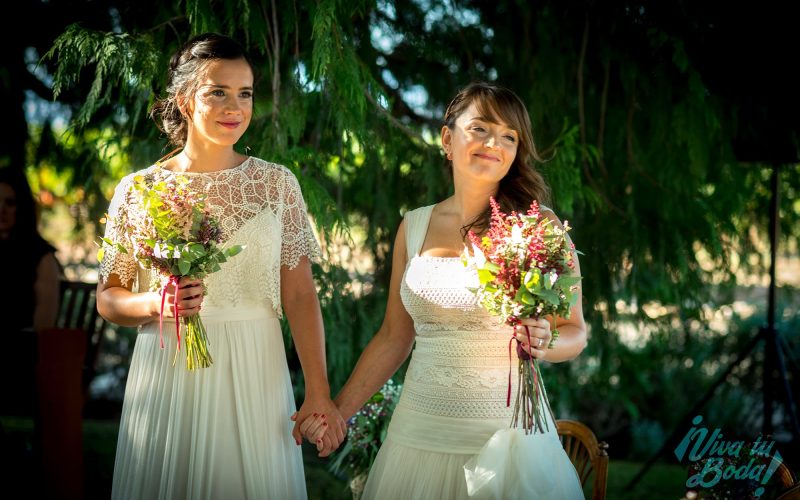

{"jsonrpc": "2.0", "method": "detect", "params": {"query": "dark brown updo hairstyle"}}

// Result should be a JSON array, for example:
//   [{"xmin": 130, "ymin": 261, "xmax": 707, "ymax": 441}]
[
  {"xmin": 150, "ymin": 33, "xmax": 255, "ymax": 148},
  {"xmin": 443, "ymin": 82, "xmax": 552, "ymax": 237}
]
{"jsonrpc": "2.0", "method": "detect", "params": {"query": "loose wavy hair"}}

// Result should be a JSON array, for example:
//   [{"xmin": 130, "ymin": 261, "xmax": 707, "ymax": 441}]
[{"xmin": 443, "ymin": 82, "xmax": 551, "ymax": 237}]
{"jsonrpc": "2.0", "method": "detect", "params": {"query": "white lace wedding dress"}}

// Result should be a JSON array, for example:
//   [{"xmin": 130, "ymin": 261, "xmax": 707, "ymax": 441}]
[
  {"xmin": 100, "ymin": 157, "xmax": 318, "ymax": 499},
  {"xmin": 362, "ymin": 205, "xmax": 584, "ymax": 500}
]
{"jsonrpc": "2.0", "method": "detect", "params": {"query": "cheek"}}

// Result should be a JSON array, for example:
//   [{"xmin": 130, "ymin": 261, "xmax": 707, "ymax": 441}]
[
  {"xmin": 192, "ymin": 98, "xmax": 213, "ymax": 119},
  {"xmin": 504, "ymin": 145, "xmax": 518, "ymax": 162}
]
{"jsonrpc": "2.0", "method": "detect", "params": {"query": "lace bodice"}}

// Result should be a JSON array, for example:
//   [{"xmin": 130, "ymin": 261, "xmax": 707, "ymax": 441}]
[
  {"xmin": 399, "ymin": 205, "xmax": 523, "ymax": 419},
  {"xmin": 99, "ymin": 157, "xmax": 321, "ymax": 318}
]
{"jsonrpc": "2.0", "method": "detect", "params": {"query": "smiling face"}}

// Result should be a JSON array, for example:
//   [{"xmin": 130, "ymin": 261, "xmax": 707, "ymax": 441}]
[
  {"xmin": 184, "ymin": 58, "xmax": 254, "ymax": 148},
  {"xmin": 442, "ymin": 101, "xmax": 519, "ymax": 185}
]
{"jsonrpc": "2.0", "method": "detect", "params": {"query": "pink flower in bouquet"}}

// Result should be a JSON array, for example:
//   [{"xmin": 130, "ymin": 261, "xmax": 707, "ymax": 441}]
[
  {"xmin": 462, "ymin": 197, "xmax": 581, "ymax": 433},
  {"xmin": 99, "ymin": 174, "xmax": 244, "ymax": 370}
]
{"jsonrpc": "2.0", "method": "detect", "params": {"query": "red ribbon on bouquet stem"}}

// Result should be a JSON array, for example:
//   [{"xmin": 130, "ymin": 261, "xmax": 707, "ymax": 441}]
[
  {"xmin": 159, "ymin": 275, "xmax": 182, "ymax": 351},
  {"xmin": 507, "ymin": 335, "xmax": 514, "ymax": 407}
]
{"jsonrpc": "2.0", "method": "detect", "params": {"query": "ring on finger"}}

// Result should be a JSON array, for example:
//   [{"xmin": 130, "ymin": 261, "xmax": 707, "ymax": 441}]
[{"xmin": 537, "ymin": 338, "xmax": 544, "ymax": 348}]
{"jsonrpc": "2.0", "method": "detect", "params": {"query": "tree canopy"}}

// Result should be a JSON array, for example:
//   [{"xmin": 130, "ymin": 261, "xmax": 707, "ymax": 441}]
[{"xmin": 7, "ymin": 0, "xmax": 799, "ymax": 448}]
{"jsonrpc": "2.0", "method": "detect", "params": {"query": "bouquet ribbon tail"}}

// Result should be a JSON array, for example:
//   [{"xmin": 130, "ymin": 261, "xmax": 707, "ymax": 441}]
[
  {"xmin": 159, "ymin": 284, "xmax": 167, "ymax": 349},
  {"xmin": 507, "ymin": 336, "xmax": 514, "ymax": 407}
]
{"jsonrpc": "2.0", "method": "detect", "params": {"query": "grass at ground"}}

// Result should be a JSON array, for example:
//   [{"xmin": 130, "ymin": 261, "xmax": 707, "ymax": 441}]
[
  {"xmin": 606, "ymin": 460, "xmax": 688, "ymax": 499},
  {"xmin": 2, "ymin": 416, "xmax": 692, "ymax": 499}
]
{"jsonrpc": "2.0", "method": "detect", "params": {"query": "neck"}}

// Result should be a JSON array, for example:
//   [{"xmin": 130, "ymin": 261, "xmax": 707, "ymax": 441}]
[
  {"xmin": 171, "ymin": 138, "xmax": 242, "ymax": 173},
  {"xmin": 446, "ymin": 177, "xmax": 498, "ymax": 226}
]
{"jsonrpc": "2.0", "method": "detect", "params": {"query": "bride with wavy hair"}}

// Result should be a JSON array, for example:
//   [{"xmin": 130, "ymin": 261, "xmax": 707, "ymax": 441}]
[{"xmin": 302, "ymin": 81, "xmax": 587, "ymax": 499}]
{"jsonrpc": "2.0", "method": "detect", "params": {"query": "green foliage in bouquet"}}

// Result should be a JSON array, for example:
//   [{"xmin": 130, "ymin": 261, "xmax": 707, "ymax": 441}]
[{"xmin": 99, "ymin": 173, "xmax": 244, "ymax": 370}]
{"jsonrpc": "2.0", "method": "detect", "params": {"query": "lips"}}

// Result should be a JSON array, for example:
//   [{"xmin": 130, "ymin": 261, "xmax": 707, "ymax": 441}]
[
  {"xmin": 218, "ymin": 121, "xmax": 241, "ymax": 129},
  {"xmin": 474, "ymin": 153, "xmax": 500, "ymax": 162}
]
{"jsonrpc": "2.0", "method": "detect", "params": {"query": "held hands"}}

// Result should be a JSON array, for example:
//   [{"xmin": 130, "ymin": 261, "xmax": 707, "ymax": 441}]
[
  {"xmin": 291, "ymin": 396, "xmax": 347, "ymax": 457},
  {"xmin": 514, "ymin": 317, "xmax": 552, "ymax": 359},
  {"xmin": 159, "ymin": 277, "xmax": 205, "ymax": 318}
]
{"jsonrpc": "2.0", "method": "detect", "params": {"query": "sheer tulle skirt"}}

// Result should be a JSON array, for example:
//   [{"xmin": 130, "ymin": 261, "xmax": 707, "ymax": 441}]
[{"xmin": 111, "ymin": 306, "xmax": 306, "ymax": 500}]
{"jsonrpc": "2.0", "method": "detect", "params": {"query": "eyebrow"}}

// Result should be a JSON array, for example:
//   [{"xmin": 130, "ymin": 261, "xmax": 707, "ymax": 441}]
[
  {"xmin": 470, "ymin": 116, "xmax": 517, "ymax": 133},
  {"xmin": 203, "ymin": 84, "xmax": 254, "ymax": 90}
]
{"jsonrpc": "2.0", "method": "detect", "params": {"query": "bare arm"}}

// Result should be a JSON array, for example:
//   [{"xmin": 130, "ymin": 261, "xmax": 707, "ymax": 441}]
[
  {"xmin": 97, "ymin": 275, "xmax": 203, "ymax": 327},
  {"xmin": 517, "ymin": 210, "xmax": 587, "ymax": 363},
  {"xmin": 33, "ymin": 252, "xmax": 61, "ymax": 332},
  {"xmin": 333, "ymin": 220, "xmax": 417, "ymax": 420},
  {"xmin": 282, "ymin": 256, "xmax": 347, "ymax": 449},
  {"xmin": 543, "ymin": 240, "xmax": 587, "ymax": 362},
  {"xmin": 281, "ymin": 257, "xmax": 332, "ymax": 401}
]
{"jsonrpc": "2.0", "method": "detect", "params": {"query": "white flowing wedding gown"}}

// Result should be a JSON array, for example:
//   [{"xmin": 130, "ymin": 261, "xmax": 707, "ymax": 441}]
[
  {"xmin": 100, "ymin": 157, "xmax": 317, "ymax": 499},
  {"xmin": 362, "ymin": 204, "xmax": 585, "ymax": 500}
]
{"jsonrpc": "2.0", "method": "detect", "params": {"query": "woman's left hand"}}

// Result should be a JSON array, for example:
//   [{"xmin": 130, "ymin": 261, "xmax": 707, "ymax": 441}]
[{"xmin": 514, "ymin": 317, "xmax": 552, "ymax": 359}]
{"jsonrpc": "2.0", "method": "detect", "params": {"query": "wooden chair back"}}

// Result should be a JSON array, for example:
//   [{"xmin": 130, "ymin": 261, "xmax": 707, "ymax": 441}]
[
  {"xmin": 557, "ymin": 419, "xmax": 610, "ymax": 500},
  {"xmin": 775, "ymin": 461, "xmax": 799, "ymax": 500}
]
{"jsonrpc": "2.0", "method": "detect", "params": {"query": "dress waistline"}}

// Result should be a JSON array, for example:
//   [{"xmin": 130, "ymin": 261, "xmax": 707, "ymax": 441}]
[
  {"xmin": 387, "ymin": 404, "xmax": 510, "ymax": 455},
  {"xmin": 138, "ymin": 305, "xmax": 277, "ymax": 334}
]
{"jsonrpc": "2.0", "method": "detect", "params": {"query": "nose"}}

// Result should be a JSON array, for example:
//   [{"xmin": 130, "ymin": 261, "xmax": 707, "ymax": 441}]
[
  {"xmin": 223, "ymin": 97, "xmax": 244, "ymax": 113},
  {"xmin": 485, "ymin": 134, "xmax": 499, "ymax": 149}
]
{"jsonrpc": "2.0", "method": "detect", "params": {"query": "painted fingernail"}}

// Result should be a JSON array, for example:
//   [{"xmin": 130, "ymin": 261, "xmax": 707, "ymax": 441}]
[
  {"xmin": 323, "ymin": 422, "xmax": 328, "ymax": 427},
  {"xmin": 313, "ymin": 413, "xmax": 318, "ymax": 417},
  {"xmin": 321, "ymin": 414, "xmax": 327, "ymax": 419},
  {"xmin": 296, "ymin": 439, "xmax": 301, "ymax": 446}
]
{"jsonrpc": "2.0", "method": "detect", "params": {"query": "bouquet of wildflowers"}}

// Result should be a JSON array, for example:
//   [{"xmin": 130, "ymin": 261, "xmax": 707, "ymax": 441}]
[
  {"xmin": 99, "ymin": 174, "xmax": 244, "ymax": 370},
  {"xmin": 330, "ymin": 380, "xmax": 402, "ymax": 497},
  {"xmin": 462, "ymin": 197, "xmax": 581, "ymax": 434}
]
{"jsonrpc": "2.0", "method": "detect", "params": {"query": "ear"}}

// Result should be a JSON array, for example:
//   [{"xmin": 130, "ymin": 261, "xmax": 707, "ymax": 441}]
[
  {"xmin": 177, "ymin": 94, "xmax": 193, "ymax": 119},
  {"xmin": 441, "ymin": 125, "xmax": 452, "ymax": 150}
]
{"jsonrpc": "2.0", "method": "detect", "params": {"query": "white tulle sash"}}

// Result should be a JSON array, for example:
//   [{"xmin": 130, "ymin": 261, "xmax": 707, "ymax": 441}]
[{"xmin": 464, "ymin": 428, "xmax": 584, "ymax": 499}]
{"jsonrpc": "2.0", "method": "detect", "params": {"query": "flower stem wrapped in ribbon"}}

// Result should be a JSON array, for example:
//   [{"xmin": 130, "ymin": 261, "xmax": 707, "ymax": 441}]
[
  {"xmin": 462, "ymin": 197, "xmax": 581, "ymax": 434},
  {"xmin": 99, "ymin": 174, "xmax": 244, "ymax": 370}
]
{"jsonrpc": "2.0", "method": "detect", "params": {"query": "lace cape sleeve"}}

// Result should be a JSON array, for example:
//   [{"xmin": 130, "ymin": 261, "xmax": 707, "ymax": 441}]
[
  {"xmin": 98, "ymin": 174, "xmax": 138, "ymax": 287},
  {"xmin": 279, "ymin": 170, "xmax": 321, "ymax": 269}
]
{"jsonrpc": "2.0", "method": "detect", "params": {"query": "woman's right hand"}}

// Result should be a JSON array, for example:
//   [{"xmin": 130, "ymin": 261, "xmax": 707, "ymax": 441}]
[
  {"xmin": 158, "ymin": 277, "xmax": 205, "ymax": 318},
  {"xmin": 300, "ymin": 412, "xmax": 346, "ymax": 456}
]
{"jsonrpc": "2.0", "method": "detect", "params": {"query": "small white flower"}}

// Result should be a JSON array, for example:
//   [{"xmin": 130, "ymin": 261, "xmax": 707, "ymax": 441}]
[
  {"xmin": 470, "ymin": 243, "xmax": 487, "ymax": 267},
  {"xmin": 511, "ymin": 223, "xmax": 523, "ymax": 244},
  {"xmin": 153, "ymin": 243, "xmax": 168, "ymax": 259}
]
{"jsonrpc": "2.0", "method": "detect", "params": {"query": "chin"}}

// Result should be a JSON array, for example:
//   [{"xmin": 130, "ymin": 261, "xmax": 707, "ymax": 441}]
[{"xmin": 213, "ymin": 136, "xmax": 244, "ymax": 147}]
